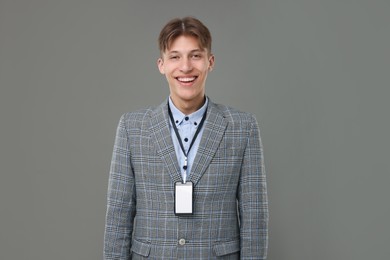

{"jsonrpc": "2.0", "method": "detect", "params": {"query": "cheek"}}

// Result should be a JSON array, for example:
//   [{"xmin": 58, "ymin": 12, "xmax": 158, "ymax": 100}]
[{"xmin": 164, "ymin": 65, "xmax": 176, "ymax": 75}]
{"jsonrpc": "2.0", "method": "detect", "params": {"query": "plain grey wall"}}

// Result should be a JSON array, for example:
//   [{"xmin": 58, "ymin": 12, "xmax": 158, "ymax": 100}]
[{"xmin": 1, "ymin": 0, "xmax": 389, "ymax": 259}]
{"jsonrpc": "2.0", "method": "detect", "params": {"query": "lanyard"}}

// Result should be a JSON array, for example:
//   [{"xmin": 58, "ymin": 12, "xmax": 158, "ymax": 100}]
[{"xmin": 168, "ymin": 103, "xmax": 208, "ymax": 183}]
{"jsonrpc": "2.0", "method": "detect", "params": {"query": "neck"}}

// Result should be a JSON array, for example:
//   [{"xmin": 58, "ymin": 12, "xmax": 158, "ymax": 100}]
[{"xmin": 170, "ymin": 96, "xmax": 206, "ymax": 114}]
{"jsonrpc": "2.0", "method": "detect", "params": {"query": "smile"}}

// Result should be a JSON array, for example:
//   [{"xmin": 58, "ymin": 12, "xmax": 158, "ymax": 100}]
[{"xmin": 176, "ymin": 76, "xmax": 197, "ymax": 83}]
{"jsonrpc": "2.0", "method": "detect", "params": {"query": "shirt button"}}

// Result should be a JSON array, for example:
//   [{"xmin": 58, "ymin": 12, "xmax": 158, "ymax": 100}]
[
  {"xmin": 185, "ymin": 116, "xmax": 189, "ymax": 121},
  {"xmin": 194, "ymin": 122, "xmax": 198, "ymax": 126},
  {"xmin": 184, "ymin": 138, "xmax": 188, "ymax": 142},
  {"xmin": 178, "ymin": 238, "xmax": 186, "ymax": 246}
]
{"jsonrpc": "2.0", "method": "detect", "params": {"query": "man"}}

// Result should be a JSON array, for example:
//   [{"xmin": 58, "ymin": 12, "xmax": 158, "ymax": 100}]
[{"xmin": 104, "ymin": 17, "xmax": 268, "ymax": 259}]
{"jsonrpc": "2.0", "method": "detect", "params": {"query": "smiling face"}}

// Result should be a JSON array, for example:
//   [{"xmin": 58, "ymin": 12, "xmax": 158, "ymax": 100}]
[{"xmin": 158, "ymin": 35, "xmax": 214, "ymax": 114}]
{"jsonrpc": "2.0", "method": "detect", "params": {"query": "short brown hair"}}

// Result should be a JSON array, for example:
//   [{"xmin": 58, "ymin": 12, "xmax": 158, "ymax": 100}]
[{"xmin": 158, "ymin": 17, "xmax": 212, "ymax": 55}]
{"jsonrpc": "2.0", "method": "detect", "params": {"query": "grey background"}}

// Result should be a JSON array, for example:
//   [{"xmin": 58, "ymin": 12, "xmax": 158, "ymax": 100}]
[{"xmin": 1, "ymin": 0, "xmax": 389, "ymax": 259}]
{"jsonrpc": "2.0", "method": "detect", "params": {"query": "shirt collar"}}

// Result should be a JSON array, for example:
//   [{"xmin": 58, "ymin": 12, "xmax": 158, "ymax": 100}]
[{"xmin": 168, "ymin": 96, "xmax": 208, "ymax": 126}]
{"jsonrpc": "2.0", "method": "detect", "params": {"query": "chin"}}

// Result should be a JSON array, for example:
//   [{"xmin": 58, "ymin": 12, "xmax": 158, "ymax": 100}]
[{"xmin": 180, "ymin": 92, "xmax": 203, "ymax": 101}]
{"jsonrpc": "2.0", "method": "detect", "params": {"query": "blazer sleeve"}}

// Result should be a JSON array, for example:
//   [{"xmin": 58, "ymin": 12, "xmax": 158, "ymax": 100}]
[
  {"xmin": 104, "ymin": 114, "xmax": 136, "ymax": 260},
  {"xmin": 237, "ymin": 114, "xmax": 269, "ymax": 259}
]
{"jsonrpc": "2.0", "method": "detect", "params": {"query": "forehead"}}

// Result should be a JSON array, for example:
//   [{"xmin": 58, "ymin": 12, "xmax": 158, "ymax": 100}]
[{"xmin": 165, "ymin": 35, "xmax": 204, "ymax": 53}]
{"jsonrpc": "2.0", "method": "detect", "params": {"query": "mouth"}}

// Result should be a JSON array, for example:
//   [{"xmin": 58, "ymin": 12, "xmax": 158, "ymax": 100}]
[{"xmin": 175, "ymin": 76, "xmax": 198, "ymax": 85}]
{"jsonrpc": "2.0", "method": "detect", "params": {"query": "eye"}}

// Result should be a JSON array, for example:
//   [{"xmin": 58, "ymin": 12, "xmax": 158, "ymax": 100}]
[
  {"xmin": 169, "ymin": 56, "xmax": 179, "ymax": 60},
  {"xmin": 192, "ymin": 54, "xmax": 202, "ymax": 59}
]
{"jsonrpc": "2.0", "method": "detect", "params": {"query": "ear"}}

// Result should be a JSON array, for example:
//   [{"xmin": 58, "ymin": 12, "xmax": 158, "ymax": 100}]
[
  {"xmin": 208, "ymin": 54, "xmax": 215, "ymax": 71},
  {"xmin": 157, "ymin": 58, "xmax": 165, "ymax": 74}
]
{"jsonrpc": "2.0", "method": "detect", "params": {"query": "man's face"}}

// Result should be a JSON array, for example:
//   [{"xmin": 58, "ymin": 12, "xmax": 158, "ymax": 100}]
[{"xmin": 157, "ymin": 35, "xmax": 214, "ymax": 109}]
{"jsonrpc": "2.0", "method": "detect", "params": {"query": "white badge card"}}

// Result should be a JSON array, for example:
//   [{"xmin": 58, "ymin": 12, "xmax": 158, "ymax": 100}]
[{"xmin": 174, "ymin": 181, "xmax": 193, "ymax": 215}]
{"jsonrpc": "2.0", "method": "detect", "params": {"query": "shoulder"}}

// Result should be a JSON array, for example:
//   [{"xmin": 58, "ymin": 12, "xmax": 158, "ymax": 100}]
[
  {"xmin": 211, "ymin": 102, "xmax": 258, "ymax": 125},
  {"xmin": 116, "ymin": 105, "xmax": 158, "ymax": 131},
  {"xmin": 210, "ymin": 101, "xmax": 262, "ymax": 142},
  {"xmin": 120, "ymin": 107, "xmax": 154, "ymax": 122}
]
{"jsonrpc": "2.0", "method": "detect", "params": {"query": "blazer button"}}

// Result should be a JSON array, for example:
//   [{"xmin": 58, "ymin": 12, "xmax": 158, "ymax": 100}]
[{"xmin": 178, "ymin": 238, "xmax": 186, "ymax": 246}]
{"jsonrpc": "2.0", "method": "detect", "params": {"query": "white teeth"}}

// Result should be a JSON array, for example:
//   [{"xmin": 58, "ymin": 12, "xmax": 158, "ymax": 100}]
[{"xmin": 177, "ymin": 77, "xmax": 196, "ymax": 82}]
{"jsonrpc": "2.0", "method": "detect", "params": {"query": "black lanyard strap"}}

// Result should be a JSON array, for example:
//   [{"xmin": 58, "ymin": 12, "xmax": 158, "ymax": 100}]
[{"xmin": 167, "ymin": 104, "xmax": 208, "ymax": 158}]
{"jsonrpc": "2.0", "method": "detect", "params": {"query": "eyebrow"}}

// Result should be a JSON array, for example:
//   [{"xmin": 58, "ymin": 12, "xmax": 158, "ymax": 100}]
[{"xmin": 167, "ymin": 49, "xmax": 205, "ymax": 55}]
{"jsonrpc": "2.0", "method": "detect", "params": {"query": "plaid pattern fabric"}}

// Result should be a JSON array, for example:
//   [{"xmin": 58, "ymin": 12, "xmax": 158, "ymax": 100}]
[{"xmin": 104, "ymin": 100, "xmax": 268, "ymax": 259}]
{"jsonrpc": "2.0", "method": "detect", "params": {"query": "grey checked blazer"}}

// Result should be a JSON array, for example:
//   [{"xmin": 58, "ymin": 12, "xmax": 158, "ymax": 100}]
[{"xmin": 104, "ymin": 99, "xmax": 268, "ymax": 259}]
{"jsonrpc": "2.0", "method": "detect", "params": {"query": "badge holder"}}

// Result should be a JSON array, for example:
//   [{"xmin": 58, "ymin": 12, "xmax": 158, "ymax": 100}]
[{"xmin": 174, "ymin": 181, "xmax": 193, "ymax": 215}]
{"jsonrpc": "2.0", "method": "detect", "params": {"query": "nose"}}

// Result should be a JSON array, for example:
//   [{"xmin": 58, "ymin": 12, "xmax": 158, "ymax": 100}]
[{"xmin": 180, "ymin": 58, "xmax": 192, "ymax": 73}]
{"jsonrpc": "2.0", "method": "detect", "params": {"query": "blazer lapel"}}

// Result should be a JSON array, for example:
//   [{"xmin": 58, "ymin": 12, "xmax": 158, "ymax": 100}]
[
  {"xmin": 149, "ymin": 101, "xmax": 182, "ymax": 184},
  {"xmin": 188, "ymin": 101, "xmax": 228, "ymax": 186}
]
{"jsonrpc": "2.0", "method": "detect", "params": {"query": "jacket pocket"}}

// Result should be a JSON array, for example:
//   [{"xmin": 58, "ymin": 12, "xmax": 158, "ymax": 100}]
[
  {"xmin": 131, "ymin": 239, "xmax": 151, "ymax": 257},
  {"xmin": 213, "ymin": 239, "xmax": 240, "ymax": 256}
]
